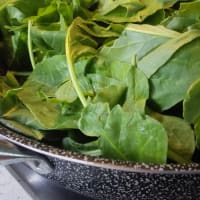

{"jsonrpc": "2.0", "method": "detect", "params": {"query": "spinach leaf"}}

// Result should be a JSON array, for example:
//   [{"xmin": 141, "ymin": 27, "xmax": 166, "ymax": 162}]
[
  {"xmin": 0, "ymin": 118, "xmax": 44, "ymax": 140},
  {"xmin": 94, "ymin": 0, "xmax": 177, "ymax": 23},
  {"xmin": 123, "ymin": 64, "xmax": 149, "ymax": 113},
  {"xmin": 100, "ymin": 24, "xmax": 179, "ymax": 65},
  {"xmin": 162, "ymin": 0, "xmax": 200, "ymax": 32},
  {"xmin": 79, "ymin": 103, "xmax": 168, "ymax": 163},
  {"xmin": 1, "ymin": 0, "xmax": 200, "ymax": 164},
  {"xmin": 150, "ymin": 37, "xmax": 200, "ymax": 110},
  {"xmin": 66, "ymin": 17, "xmax": 122, "ymax": 107},
  {"xmin": 183, "ymin": 78, "xmax": 200, "ymax": 124},
  {"xmin": 63, "ymin": 137, "xmax": 101, "ymax": 157},
  {"xmin": 88, "ymin": 73, "xmax": 126, "ymax": 107},
  {"xmin": 151, "ymin": 113, "xmax": 195, "ymax": 163},
  {"xmin": 183, "ymin": 78, "xmax": 200, "ymax": 150}
]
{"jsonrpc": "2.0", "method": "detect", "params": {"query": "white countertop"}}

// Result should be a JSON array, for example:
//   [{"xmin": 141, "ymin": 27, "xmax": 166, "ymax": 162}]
[{"xmin": 0, "ymin": 166, "xmax": 32, "ymax": 200}]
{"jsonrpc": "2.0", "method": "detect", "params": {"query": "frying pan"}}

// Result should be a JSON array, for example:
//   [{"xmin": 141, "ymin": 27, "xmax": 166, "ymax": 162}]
[{"xmin": 1, "ymin": 124, "xmax": 200, "ymax": 200}]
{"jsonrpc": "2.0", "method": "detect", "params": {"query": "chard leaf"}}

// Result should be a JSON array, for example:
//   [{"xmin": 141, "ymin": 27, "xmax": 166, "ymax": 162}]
[
  {"xmin": 63, "ymin": 137, "xmax": 101, "ymax": 157},
  {"xmin": 16, "ymin": 80, "xmax": 79, "ymax": 130},
  {"xmin": 183, "ymin": 78, "xmax": 200, "ymax": 124},
  {"xmin": 0, "ymin": 0, "xmax": 52, "ymax": 69},
  {"xmin": 66, "ymin": 17, "xmax": 121, "ymax": 107},
  {"xmin": 55, "ymin": 80, "xmax": 77, "ymax": 103},
  {"xmin": 100, "ymin": 24, "xmax": 179, "ymax": 64},
  {"xmin": 123, "ymin": 65, "xmax": 149, "ymax": 113},
  {"xmin": 2, "ymin": 105, "xmax": 43, "ymax": 130},
  {"xmin": 88, "ymin": 74, "xmax": 126, "ymax": 107},
  {"xmin": 139, "ymin": 29, "xmax": 200, "ymax": 78},
  {"xmin": 30, "ymin": 55, "xmax": 69, "ymax": 87},
  {"xmin": 78, "ymin": 102, "xmax": 110, "ymax": 137},
  {"xmin": 79, "ymin": 103, "xmax": 168, "ymax": 163},
  {"xmin": 0, "ymin": 72, "xmax": 20, "ymax": 116},
  {"xmin": 94, "ymin": 0, "xmax": 177, "ymax": 23},
  {"xmin": 66, "ymin": 17, "xmax": 120, "ymax": 64},
  {"xmin": 30, "ymin": 24, "xmax": 66, "ymax": 56},
  {"xmin": 150, "ymin": 37, "xmax": 200, "ymax": 110},
  {"xmin": 0, "ymin": 118, "xmax": 44, "ymax": 140},
  {"xmin": 194, "ymin": 121, "xmax": 200, "ymax": 149},
  {"xmin": 162, "ymin": 0, "xmax": 200, "ymax": 32},
  {"xmin": 114, "ymin": 106, "xmax": 167, "ymax": 163},
  {"xmin": 152, "ymin": 113, "xmax": 195, "ymax": 163}
]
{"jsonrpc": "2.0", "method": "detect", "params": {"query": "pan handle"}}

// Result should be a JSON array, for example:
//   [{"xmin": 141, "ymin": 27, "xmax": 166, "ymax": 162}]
[{"xmin": 0, "ymin": 139, "xmax": 53, "ymax": 175}]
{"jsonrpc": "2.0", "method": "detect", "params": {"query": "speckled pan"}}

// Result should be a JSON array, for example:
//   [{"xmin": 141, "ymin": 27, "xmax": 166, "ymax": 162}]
[{"xmin": 1, "ymin": 124, "xmax": 200, "ymax": 200}]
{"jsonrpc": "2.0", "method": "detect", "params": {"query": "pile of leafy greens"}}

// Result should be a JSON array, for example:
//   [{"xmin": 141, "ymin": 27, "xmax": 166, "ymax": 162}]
[{"xmin": 1, "ymin": 0, "xmax": 200, "ymax": 164}]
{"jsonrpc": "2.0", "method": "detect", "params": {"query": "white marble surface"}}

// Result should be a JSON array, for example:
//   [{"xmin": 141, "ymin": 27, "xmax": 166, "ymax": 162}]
[{"xmin": 0, "ymin": 166, "xmax": 32, "ymax": 200}]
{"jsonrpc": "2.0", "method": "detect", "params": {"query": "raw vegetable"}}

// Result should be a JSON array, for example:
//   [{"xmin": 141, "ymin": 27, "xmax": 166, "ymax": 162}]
[{"xmin": 0, "ymin": 0, "xmax": 199, "ymax": 164}]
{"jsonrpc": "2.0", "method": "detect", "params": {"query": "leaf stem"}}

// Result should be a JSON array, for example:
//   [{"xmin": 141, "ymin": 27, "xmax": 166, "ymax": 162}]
[
  {"xmin": 27, "ymin": 20, "xmax": 36, "ymax": 70},
  {"xmin": 65, "ymin": 27, "xmax": 88, "ymax": 107}
]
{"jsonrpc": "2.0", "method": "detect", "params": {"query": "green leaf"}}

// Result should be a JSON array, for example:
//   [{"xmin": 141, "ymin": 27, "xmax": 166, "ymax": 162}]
[
  {"xmin": 114, "ymin": 107, "xmax": 168, "ymax": 163},
  {"xmin": 63, "ymin": 137, "xmax": 101, "ymax": 157},
  {"xmin": 138, "ymin": 29, "xmax": 200, "ymax": 78},
  {"xmin": 194, "ymin": 120, "xmax": 200, "ymax": 149},
  {"xmin": 123, "ymin": 65, "xmax": 149, "ymax": 113},
  {"xmin": 0, "ymin": 0, "xmax": 52, "ymax": 70},
  {"xmin": 30, "ymin": 55, "xmax": 69, "ymax": 87},
  {"xmin": 2, "ymin": 105, "xmax": 43, "ymax": 130},
  {"xmin": 94, "ymin": 0, "xmax": 177, "ymax": 23},
  {"xmin": 79, "ymin": 102, "xmax": 110, "ymax": 137},
  {"xmin": 0, "ymin": 118, "xmax": 44, "ymax": 140},
  {"xmin": 30, "ymin": 24, "xmax": 66, "ymax": 56},
  {"xmin": 152, "ymin": 113, "xmax": 195, "ymax": 163},
  {"xmin": 88, "ymin": 74, "xmax": 126, "ymax": 107},
  {"xmin": 0, "ymin": 72, "xmax": 21, "ymax": 116},
  {"xmin": 150, "ymin": 37, "xmax": 200, "ymax": 110},
  {"xmin": 100, "ymin": 24, "xmax": 179, "ymax": 65},
  {"xmin": 16, "ymin": 80, "xmax": 79, "ymax": 130},
  {"xmin": 55, "ymin": 80, "xmax": 77, "ymax": 103},
  {"xmin": 66, "ymin": 17, "xmax": 120, "ymax": 64},
  {"xmin": 79, "ymin": 103, "xmax": 168, "ymax": 163},
  {"xmin": 183, "ymin": 78, "xmax": 200, "ymax": 124},
  {"xmin": 66, "ymin": 17, "xmax": 121, "ymax": 107},
  {"xmin": 162, "ymin": 0, "xmax": 200, "ymax": 32}
]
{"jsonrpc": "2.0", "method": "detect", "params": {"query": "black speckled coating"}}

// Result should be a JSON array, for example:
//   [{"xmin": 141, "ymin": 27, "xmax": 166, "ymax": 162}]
[
  {"xmin": 46, "ymin": 157, "xmax": 200, "ymax": 200},
  {"xmin": 1, "ymin": 125, "xmax": 200, "ymax": 199}
]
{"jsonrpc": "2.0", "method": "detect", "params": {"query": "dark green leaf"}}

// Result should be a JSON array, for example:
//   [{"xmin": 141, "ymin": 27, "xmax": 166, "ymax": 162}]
[
  {"xmin": 183, "ymin": 78, "xmax": 200, "ymax": 124},
  {"xmin": 79, "ymin": 103, "xmax": 168, "ymax": 163},
  {"xmin": 63, "ymin": 137, "xmax": 101, "ymax": 156},
  {"xmin": 0, "ymin": 118, "xmax": 44, "ymax": 140},
  {"xmin": 152, "ymin": 113, "xmax": 195, "ymax": 163}
]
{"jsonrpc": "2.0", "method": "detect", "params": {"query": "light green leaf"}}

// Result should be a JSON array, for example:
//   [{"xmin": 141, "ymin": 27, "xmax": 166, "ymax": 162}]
[
  {"xmin": 150, "ymin": 38, "xmax": 200, "ymax": 110},
  {"xmin": 30, "ymin": 55, "xmax": 69, "ymax": 87},
  {"xmin": 138, "ymin": 29, "xmax": 200, "ymax": 78},
  {"xmin": 123, "ymin": 65, "xmax": 149, "ymax": 113},
  {"xmin": 79, "ymin": 102, "xmax": 110, "ymax": 137},
  {"xmin": 100, "ymin": 24, "xmax": 178, "ymax": 64},
  {"xmin": 55, "ymin": 80, "xmax": 77, "ymax": 103},
  {"xmin": 94, "ymin": 0, "xmax": 177, "ymax": 23},
  {"xmin": 162, "ymin": 0, "xmax": 200, "ymax": 32}
]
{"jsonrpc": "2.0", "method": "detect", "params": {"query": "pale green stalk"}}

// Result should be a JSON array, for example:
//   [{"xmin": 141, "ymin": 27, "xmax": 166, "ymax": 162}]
[
  {"xmin": 27, "ymin": 20, "xmax": 36, "ymax": 70},
  {"xmin": 65, "ymin": 27, "xmax": 87, "ymax": 107}
]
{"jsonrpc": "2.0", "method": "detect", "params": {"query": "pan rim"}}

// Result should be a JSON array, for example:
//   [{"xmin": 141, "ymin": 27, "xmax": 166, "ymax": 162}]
[{"xmin": 1, "ymin": 124, "xmax": 200, "ymax": 174}]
